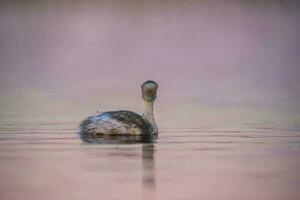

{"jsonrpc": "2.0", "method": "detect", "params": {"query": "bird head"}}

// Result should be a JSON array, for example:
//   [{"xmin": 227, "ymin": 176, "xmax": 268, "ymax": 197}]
[{"xmin": 141, "ymin": 80, "xmax": 158, "ymax": 102}]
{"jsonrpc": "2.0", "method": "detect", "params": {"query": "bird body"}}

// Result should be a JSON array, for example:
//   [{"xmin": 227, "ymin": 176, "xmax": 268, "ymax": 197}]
[
  {"xmin": 79, "ymin": 81, "xmax": 158, "ymax": 137},
  {"xmin": 80, "ymin": 110, "xmax": 152, "ymax": 136}
]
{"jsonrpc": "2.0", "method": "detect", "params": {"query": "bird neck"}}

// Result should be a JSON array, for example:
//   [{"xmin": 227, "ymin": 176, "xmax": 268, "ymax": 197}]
[{"xmin": 142, "ymin": 101, "xmax": 158, "ymax": 134}]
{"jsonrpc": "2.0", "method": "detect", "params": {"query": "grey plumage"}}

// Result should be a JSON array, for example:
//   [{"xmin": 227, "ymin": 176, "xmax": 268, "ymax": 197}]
[{"xmin": 79, "ymin": 110, "xmax": 153, "ymax": 137}]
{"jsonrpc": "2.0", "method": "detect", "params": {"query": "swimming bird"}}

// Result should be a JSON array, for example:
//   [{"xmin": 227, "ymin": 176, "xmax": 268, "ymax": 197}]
[{"xmin": 79, "ymin": 80, "xmax": 158, "ymax": 137}]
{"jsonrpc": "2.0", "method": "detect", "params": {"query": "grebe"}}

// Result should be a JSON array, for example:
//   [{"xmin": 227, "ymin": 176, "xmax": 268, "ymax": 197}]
[{"xmin": 79, "ymin": 80, "xmax": 158, "ymax": 137}]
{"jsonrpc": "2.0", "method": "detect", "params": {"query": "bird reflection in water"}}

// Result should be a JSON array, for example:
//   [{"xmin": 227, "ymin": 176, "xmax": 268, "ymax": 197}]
[
  {"xmin": 80, "ymin": 134, "xmax": 157, "ymax": 144},
  {"xmin": 142, "ymin": 143, "xmax": 156, "ymax": 189},
  {"xmin": 80, "ymin": 134, "xmax": 157, "ymax": 189}
]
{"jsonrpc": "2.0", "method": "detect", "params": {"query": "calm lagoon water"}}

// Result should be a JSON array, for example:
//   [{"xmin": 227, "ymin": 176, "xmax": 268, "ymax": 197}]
[
  {"xmin": 0, "ymin": 120, "xmax": 299, "ymax": 200},
  {"xmin": 1, "ymin": 1, "xmax": 300, "ymax": 199}
]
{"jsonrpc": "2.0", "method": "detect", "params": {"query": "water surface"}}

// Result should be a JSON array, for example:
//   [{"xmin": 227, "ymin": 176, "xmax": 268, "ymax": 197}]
[
  {"xmin": 0, "ymin": 122, "xmax": 299, "ymax": 200},
  {"xmin": 0, "ymin": 1, "xmax": 300, "ymax": 199}
]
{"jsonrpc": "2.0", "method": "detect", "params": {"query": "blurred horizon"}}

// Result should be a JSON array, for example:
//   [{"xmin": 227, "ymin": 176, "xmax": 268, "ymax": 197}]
[{"xmin": 0, "ymin": 0, "xmax": 299, "ymax": 128}]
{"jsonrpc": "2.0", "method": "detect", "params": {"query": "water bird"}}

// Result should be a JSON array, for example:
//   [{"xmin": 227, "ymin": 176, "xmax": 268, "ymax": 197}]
[{"xmin": 79, "ymin": 80, "xmax": 158, "ymax": 137}]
